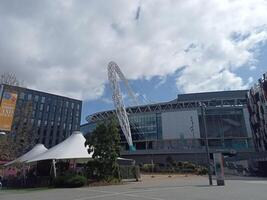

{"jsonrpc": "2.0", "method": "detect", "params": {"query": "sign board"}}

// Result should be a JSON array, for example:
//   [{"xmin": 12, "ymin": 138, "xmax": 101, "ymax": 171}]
[
  {"xmin": 162, "ymin": 110, "xmax": 200, "ymax": 139},
  {"xmin": 213, "ymin": 153, "xmax": 225, "ymax": 186},
  {"xmin": 0, "ymin": 90, "xmax": 18, "ymax": 131}
]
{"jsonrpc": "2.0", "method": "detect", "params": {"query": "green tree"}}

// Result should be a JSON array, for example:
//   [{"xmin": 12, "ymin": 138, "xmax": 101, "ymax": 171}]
[{"xmin": 85, "ymin": 119, "xmax": 121, "ymax": 181}]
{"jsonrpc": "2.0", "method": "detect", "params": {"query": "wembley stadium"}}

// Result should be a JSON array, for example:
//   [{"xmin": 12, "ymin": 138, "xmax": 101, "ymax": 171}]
[{"xmin": 81, "ymin": 89, "xmax": 254, "ymax": 164}]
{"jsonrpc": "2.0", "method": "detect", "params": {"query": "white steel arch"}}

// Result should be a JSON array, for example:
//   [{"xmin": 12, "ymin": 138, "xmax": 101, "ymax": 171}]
[{"xmin": 108, "ymin": 61, "xmax": 137, "ymax": 151}]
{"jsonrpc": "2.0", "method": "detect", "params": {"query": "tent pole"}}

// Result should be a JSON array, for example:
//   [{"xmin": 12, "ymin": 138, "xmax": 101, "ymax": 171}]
[
  {"xmin": 52, "ymin": 159, "xmax": 57, "ymax": 178},
  {"xmin": 22, "ymin": 163, "xmax": 26, "ymax": 185}
]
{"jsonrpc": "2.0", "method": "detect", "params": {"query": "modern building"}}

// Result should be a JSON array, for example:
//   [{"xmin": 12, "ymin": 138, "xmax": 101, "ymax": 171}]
[
  {"xmin": 0, "ymin": 84, "xmax": 82, "ymax": 149},
  {"xmin": 247, "ymin": 72, "xmax": 267, "ymax": 152},
  {"xmin": 82, "ymin": 90, "xmax": 254, "ymax": 164}
]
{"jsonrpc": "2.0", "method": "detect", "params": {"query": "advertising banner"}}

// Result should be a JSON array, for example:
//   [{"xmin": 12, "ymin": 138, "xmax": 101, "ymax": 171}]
[{"xmin": 0, "ymin": 90, "xmax": 18, "ymax": 131}]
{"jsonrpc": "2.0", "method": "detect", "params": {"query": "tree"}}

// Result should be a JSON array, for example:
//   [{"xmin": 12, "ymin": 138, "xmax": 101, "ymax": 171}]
[
  {"xmin": 0, "ymin": 72, "xmax": 20, "ymax": 87},
  {"xmin": 84, "ymin": 119, "xmax": 121, "ymax": 181}
]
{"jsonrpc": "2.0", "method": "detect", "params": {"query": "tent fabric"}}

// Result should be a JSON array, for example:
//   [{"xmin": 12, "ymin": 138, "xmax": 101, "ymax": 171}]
[
  {"xmin": 4, "ymin": 144, "xmax": 47, "ymax": 166},
  {"xmin": 27, "ymin": 131, "xmax": 93, "ymax": 163}
]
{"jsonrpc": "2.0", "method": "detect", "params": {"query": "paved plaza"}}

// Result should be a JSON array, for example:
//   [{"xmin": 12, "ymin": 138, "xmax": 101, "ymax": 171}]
[{"xmin": 1, "ymin": 175, "xmax": 267, "ymax": 200}]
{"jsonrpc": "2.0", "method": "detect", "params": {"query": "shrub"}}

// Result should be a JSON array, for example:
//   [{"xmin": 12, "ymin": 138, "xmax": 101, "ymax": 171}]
[
  {"xmin": 182, "ymin": 162, "xmax": 196, "ymax": 170},
  {"xmin": 54, "ymin": 174, "xmax": 87, "ymax": 188},
  {"xmin": 196, "ymin": 167, "xmax": 208, "ymax": 175},
  {"xmin": 66, "ymin": 175, "xmax": 87, "ymax": 187},
  {"xmin": 53, "ymin": 176, "xmax": 66, "ymax": 187}
]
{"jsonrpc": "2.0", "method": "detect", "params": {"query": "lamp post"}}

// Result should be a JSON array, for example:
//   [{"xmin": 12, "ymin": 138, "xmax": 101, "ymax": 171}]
[{"xmin": 200, "ymin": 102, "xmax": 213, "ymax": 186}]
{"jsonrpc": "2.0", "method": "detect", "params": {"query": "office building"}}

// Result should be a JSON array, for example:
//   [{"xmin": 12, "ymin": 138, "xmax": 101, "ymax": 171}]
[{"xmin": 0, "ymin": 84, "xmax": 82, "ymax": 149}]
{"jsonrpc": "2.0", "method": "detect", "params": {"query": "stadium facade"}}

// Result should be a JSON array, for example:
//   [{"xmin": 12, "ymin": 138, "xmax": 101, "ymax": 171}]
[
  {"xmin": 0, "ymin": 84, "xmax": 82, "ymax": 149},
  {"xmin": 82, "ymin": 90, "xmax": 254, "ymax": 164}
]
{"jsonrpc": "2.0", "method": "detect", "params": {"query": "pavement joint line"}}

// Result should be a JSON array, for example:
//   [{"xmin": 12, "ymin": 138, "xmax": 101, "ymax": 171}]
[
  {"xmin": 123, "ymin": 193, "xmax": 166, "ymax": 200},
  {"xmin": 73, "ymin": 185, "xmax": 206, "ymax": 200},
  {"xmin": 73, "ymin": 189, "xmax": 127, "ymax": 200},
  {"xmin": 73, "ymin": 189, "xmax": 166, "ymax": 200}
]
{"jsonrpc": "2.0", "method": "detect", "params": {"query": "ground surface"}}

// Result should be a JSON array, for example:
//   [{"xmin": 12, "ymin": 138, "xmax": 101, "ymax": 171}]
[{"xmin": 1, "ymin": 175, "xmax": 267, "ymax": 200}]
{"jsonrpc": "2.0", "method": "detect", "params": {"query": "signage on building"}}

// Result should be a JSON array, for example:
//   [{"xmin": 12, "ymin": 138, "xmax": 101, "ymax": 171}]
[
  {"xmin": 0, "ymin": 90, "xmax": 18, "ymax": 131},
  {"xmin": 161, "ymin": 110, "xmax": 201, "ymax": 139}
]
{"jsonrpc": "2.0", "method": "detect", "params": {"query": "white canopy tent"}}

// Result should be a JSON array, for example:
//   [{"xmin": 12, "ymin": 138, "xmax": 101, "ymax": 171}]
[
  {"xmin": 27, "ymin": 131, "xmax": 93, "ymax": 163},
  {"xmin": 4, "ymin": 144, "xmax": 48, "ymax": 166}
]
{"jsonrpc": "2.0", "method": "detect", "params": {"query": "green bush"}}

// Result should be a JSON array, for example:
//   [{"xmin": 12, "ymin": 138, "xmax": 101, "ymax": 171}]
[
  {"xmin": 54, "ymin": 174, "xmax": 87, "ymax": 188},
  {"xmin": 66, "ymin": 175, "xmax": 87, "ymax": 187},
  {"xmin": 182, "ymin": 162, "xmax": 196, "ymax": 170},
  {"xmin": 140, "ymin": 161, "xmax": 208, "ymax": 175},
  {"xmin": 141, "ymin": 164, "xmax": 154, "ymax": 172},
  {"xmin": 196, "ymin": 167, "xmax": 208, "ymax": 175}
]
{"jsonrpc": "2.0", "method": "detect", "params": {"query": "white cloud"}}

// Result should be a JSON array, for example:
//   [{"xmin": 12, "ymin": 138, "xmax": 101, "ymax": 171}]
[{"xmin": 0, "ymin": 0, "xmax": 267, "ymax": 100}]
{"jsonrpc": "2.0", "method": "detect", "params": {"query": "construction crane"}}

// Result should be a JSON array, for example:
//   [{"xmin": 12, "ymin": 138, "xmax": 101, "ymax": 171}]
[{"xmin": 108, "ymin": 61, "xmax": 137, "ymax": 151}]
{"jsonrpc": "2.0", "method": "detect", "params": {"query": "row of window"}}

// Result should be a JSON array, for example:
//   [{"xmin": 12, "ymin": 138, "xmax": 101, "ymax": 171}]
[{"xmin": 19, "ymin": 92, "xmax": 81, "ymax": 110}]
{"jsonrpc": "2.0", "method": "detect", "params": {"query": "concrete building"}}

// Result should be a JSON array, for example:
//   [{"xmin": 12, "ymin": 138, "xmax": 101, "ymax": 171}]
[
  {"xmin": 0, "ymin": 84, "xmax": 82, "ymax": 148},
  {"xmin": 247, "ymin": 72, "xmax": 267, "ymax": 152},
  {"xmin": 82, "ymin": 90, "xmax": 254, "ymax": 164}
]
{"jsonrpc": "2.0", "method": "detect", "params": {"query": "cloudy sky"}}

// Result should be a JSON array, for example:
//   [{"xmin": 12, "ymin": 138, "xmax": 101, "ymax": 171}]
[{"xmin": 0, "ymin": 0, "xmax": 267, "ymax": 123}]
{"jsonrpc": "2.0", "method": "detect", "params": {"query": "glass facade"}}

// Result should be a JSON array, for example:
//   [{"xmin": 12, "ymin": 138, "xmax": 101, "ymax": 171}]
[
  {"xmin": 2, "ymin": 84, "xmax": 82, "ymax": 148},
  {"xmin": 84, "ymin": 107, "xmax": 253, "ymax": 152},
  {"xmin": 198, "ymin": 107, "xmax": 253, "ymax": 150}
]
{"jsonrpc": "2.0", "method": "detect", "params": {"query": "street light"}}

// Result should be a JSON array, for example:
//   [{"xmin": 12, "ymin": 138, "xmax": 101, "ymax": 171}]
[{"xmin": 199, "ymin": 102, "xmax": 213, "ymax": 186}]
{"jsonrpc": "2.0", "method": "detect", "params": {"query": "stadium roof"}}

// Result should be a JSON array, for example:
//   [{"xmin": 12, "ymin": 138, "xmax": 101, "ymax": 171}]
[{"xmin": 87, "ymin": 90, "xmax": 248, "ymax": 123}]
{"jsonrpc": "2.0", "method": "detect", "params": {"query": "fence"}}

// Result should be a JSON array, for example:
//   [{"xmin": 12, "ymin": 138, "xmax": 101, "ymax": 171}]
[{"xmin": 119, "ymin": 165, "xmax": 140, "ymax": 181}]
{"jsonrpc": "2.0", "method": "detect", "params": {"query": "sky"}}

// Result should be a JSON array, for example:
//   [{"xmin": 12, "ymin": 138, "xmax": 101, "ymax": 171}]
[{"xmin": 0, "ymin": 0, "xmax": 266, "ymax": 124}]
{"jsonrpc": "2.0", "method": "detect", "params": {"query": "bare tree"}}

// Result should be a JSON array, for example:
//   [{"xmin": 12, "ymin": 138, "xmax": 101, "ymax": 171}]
[{"xmin": 0, "ymin": 72, "xmax": 20, "ymax": 86}]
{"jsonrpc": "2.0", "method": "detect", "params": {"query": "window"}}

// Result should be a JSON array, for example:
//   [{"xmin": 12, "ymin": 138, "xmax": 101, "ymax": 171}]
[
  {"xmin": 34, "ymin": 95, "xmax": 39, "ymax": 102},
  {"xmin": 46, "ymin": 105, "xmax": 50, "ymax": 112},
  {"xmin": 58, "ymin": 100, "xmax": 63, "ymax": 107},
  {"xmin": 37, "ymin": 120, "xmax": 41, "ymax": 127},
  {"xmin": 32, "ymin": 111, "xmax": 36, "ymax": 118},
  {"xmin": 71, "ymin": 102, "xmax": 74, "ymax": 109},
  {"xmin": 52, "ymin": 105, "xmax": 56, "ymax": 112},
  {"xmin": 40, "ymin": 104, "xmax": 44, "ymax": 111},
  {"xmin": 75, "ymin": 117, "xmax": 79, "ymax": 124},
  {"xmin": 66, "ymin": 101, "xmax": 69, "ymax": 108},
  {"xmin": 28, "ymin": 94, "xmax": 32, "ymax": 100},
  {"xmin": 19, "ymin": 92, "xmax": 25, "ymax": 100},
  {"xmin": 41, "ymin": 96, "xmax": 45, "ymax": 103},
  {"xmin": 33, "ymin": 102, "xmax": 37, "ymax": 110},
  {"xmin": 44, "ymin": 113, "xmax": 48, "ymax": 119}
]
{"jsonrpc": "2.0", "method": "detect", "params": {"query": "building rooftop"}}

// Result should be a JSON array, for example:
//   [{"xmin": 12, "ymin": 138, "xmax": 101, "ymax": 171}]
[{"xmin": 168, "ymin": 90, "xmax": 248, "ymax": 103}]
